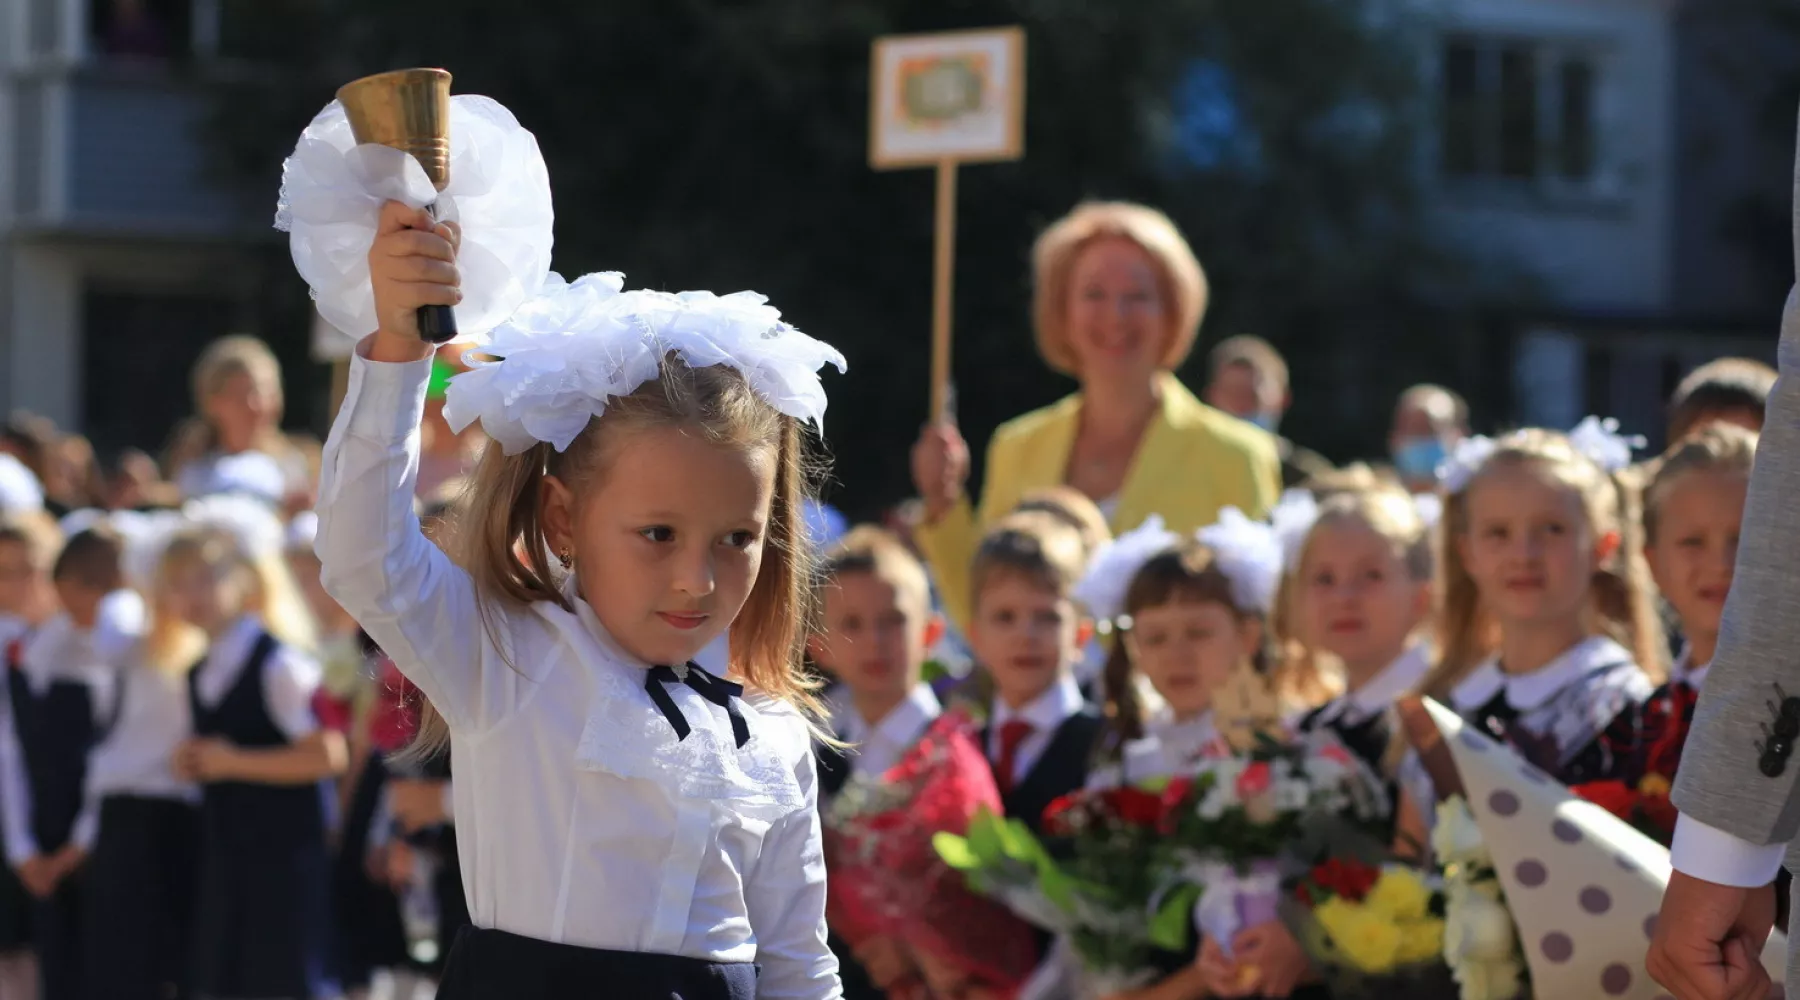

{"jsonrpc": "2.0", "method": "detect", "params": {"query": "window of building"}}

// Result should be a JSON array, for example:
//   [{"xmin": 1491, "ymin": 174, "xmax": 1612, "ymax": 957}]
[{"xmin": 1439, "ymin": 33, "xmax": 1601, "ymax": 188}]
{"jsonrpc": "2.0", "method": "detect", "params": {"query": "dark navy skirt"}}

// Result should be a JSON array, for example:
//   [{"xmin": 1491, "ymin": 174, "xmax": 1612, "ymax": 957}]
[
  {"xmin": 438, "ymin": 927, "xmax": 757, "ymax": 1000},
  {"xmin": 81, "ymin": 795, "xmax": 199, "ymax": 1000}
]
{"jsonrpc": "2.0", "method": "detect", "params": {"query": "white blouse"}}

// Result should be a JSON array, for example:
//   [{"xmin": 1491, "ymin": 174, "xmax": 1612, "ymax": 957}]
[
  {"xmin": 316, "ymin": 350, "xmax": 837, "ymax": 998},
  {"xmin": 0, "ymin": 601, "xmax": 145, "ymax": 861}
]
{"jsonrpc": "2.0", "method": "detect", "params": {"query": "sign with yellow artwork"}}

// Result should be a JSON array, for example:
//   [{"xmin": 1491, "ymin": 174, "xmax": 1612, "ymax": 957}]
[
  {"xmin": 869, "ymin": 26, "xmax": 1025, "ymax": 169},
  {"xmin": 868, "ymin": 26, "xmax": 1026, "ymax": 423}
]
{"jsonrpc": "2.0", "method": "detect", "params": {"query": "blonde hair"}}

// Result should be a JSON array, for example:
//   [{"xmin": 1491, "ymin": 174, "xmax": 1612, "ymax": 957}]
[
  {"xmin": 1277, "ymin": 484, "xmax": 1435, "ymax": 700},
  {"xmin": 1031, "ymin": 202, "xmax": 1209, "ymax": 377},
  {"xmin": 1424, "ymin": 429, "xmax": 1664, "ymax": 697},
  {"xmin": 1642, "ymin": 424, "xmax": 1758, "ymax": 544},
  {"xmin": 1305, "ymin": 462, "xmax": 1405, "ymax": 500},
  {"xmin": 1013, "ymin": 486, "xmax": 1112, "ymax": 561},
  {"xmin": 164, "ymin": 336, "xmax": 292, "ymax": 476},
  {"xmin": 145, "ymin": 526, "xmax": 317, "ymax": 674},
  {"xmin": 818, "ymin": 525, "xmax": 931, "ymax": 615},
  {"xmin": 414, "ymin": 355, "xmax": 824, "ymax": 753},
  {"xmin": 0, "ymin": 511, "xmax": 63, "ymax": 573},
  {"xmin": 969, "ymin": 511, "xmax": 1088, "ymax": 610}
]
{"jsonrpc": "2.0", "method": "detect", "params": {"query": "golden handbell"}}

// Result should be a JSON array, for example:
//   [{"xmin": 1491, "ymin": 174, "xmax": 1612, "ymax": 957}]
[{"xmin": 335, "ymin": 68, "xmax": 458, "ymax": 342}]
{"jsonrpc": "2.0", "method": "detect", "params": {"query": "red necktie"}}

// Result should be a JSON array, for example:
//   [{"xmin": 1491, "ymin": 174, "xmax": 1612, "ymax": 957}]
[{"xmin": 994, "ymin": 719, "xmax": 1035, "ymax": 794}]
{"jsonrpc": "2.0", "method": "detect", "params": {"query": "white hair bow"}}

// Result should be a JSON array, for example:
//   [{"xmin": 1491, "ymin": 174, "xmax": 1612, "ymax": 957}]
[
  {"xmin": 1196, "ymin": 507, "xmax": 1284, "ymax": 615},
  {"xmin": 1072, "ymin": 515, "xmax": 1180, "ymax": 624},
  {"xmin": 442, "ymin": 271, "xmax": 847, "ymax": 455}
]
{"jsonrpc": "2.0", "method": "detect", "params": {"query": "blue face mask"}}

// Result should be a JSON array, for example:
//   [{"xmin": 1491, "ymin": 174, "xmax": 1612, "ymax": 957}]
[
  {"xmin": 1247, "ymin": 411, "xmax": 1280, "ymax": 433},
  {"xmin": 1393, "ymin": 436, "xmax": 1448, "ymax": 482}
]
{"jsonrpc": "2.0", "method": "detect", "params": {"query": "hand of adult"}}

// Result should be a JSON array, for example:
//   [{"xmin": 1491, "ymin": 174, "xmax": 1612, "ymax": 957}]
[
  {"xmin": 910, "ymin": 423, "xmax": 969, "ymax": 524},
  {"xmin": 1647, "ymin": 871, "xmax": 1776, "ymax": 1000}
]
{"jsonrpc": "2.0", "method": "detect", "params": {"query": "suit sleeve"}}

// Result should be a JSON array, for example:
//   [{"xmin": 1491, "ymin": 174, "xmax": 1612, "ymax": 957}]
[{"xmin": 1670, "ymin": 279, "xmax": 1800, "ymax": 858}]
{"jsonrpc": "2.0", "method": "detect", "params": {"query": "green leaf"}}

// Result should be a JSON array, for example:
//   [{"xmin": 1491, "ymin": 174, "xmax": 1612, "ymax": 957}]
[
  {"xmin": 934, "ymin": 832, "xmax": 980, "ymax": 871},
  {"xmin": 1150, "ymin": 883, "xmax": 1203, "ymax": 950}
]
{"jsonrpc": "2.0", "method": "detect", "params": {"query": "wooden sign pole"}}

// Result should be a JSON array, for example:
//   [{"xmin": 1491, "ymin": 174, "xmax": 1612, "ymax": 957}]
[
  {"xmin": 869, "ymin": 26, "xmax": 1025, "ymax": 427},
  {"xmin": 930, "ymin": 160, "xmax": 959, "ymax": 424}
]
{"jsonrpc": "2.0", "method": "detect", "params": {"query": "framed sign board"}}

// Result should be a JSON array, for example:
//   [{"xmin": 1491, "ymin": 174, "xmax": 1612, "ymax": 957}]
[{"xmin": 869, "ymin": 26, "xmax": 1026, "ymax": 170}]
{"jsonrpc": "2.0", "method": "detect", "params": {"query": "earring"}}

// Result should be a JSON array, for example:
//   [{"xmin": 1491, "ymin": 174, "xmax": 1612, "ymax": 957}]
[{"xmin": 558, "ymin": 547, "xmax": 574, "ymax": 570}]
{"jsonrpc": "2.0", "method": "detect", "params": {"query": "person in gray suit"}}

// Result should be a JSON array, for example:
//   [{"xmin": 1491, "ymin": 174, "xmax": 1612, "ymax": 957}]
[{"xmin": 1648, "ymin": 120, "xmax": 1800, "ymax": 1000}]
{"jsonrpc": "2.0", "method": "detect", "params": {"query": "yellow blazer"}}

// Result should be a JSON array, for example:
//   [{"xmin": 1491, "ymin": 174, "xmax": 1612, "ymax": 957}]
[{"xmin": 917, "ymin": 373, "xmax": 1282, "ymax": 638}]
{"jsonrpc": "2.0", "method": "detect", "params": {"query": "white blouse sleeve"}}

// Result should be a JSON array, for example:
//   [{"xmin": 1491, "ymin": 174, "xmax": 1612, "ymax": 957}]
[
  {"xmin": 262, "ymin": 645, "xmax": 323, "ymax": 742},
  {"xmin": 0, "ymin": 698, "xmax": 35, "ymax": 866},
  {"xmin": 742, "ymin": 746, "xmax": 840, "ymax": 999},
  {"xmin": 316, "ymin": 347, "xmax": 511, "ymax": 733}
]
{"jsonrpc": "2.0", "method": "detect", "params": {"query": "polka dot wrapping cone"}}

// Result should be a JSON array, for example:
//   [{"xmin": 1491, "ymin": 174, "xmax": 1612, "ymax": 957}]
[{"xmin": 1422, "ymin": 698, "xmax": 1787, "ymax": 998}]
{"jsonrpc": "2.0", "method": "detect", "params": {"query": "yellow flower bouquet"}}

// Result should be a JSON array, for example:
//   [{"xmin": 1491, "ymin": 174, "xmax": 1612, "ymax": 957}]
[{"xmin": 1286, "ymin": 859, "xmax": 1460, "ymax": 997}]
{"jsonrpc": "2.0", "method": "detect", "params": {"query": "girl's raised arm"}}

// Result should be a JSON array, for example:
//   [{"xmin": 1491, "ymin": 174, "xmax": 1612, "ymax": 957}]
[{"xmin": 316, "ymin": 203, "xmax": 505, "ymax": 733}]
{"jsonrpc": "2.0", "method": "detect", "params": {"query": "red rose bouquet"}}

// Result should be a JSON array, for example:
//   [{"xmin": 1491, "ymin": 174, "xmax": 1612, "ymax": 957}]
[
  {"xmin": 824, "ymin": 711, "xmax": 1037, "ymax": 999},
  {"xmin": 936, "ymin": 777, "xmax": 1188, "ymax": 994}
]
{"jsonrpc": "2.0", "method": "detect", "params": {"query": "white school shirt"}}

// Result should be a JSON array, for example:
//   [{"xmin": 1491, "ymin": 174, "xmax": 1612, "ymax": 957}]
[
  {"xmin": 838, "ymin": 684, "xmax": 941, "ymax": 779},
  {"xmin": 315, "ymin": 349, "xmax": 838, "ymax": 998},
  {"xmin": 1310, "ymin": 644, "xmax": 1432, "ymax": 729},
  {"xmin": 0, "ymin": 596, "xmax": 145, "ymax": 862},
  {"xmin": 79, "ymin": 647, "xmax": 200, "ymax": 815},
  {"xmin": 987, "ymin": 674, "xmax": 1086, "ymax": 786},
  {"xmin": 190, "ymin": 615, "xmax": 322, "ymax": 742}
]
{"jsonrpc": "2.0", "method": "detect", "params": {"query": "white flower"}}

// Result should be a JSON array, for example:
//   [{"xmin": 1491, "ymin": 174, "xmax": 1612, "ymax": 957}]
[
  {"xmin": 1432, "ymin": 797, "xmax": 1491, "ymax": 867},
  {"xmin": 442, "ymin": 272, "xmax": 847, "ymax": 455},
  {"xmin": 1452, "ymin": 955, "xmax": 1526, "ymax": 1000},
  {"xmin": 1443, "ymin": 879, "xmax": 1517, "ymax": 964},
  {"xmin": 1271, "ymin": 776, "xmax": 1311, "ymax": 812},
  {"xmin": 1073, "ymin": 515, "xmax": 1179, "ymax": 624}
]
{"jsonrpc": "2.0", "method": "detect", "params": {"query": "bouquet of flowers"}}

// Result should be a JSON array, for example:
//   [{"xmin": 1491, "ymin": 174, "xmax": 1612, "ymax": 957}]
[
  {"xmin": 1568, "ymin": 774, "xmax": 1677, "ymax": 845},
  {"xmin": 1431, "ymin": 797, "xmax": 1528, "ymax": 1000},
  {"xmin": 1285, "ymin": 858, "xmax": 1450, "ymax": 986},
  {"xmin": 825, "ymin": 712, "xmax": 1038, "ymax": 999},
  {"xmin": 1570, "ymin": 683, "xmax": 1692, "ymax": 846},
  {"xmin": 935, "ymin": 779, "xmax": 1182, "ymax": 995},
  {"xmin": 1158, "ymin": 727, "xmax": 1392, "ymax": 955}
]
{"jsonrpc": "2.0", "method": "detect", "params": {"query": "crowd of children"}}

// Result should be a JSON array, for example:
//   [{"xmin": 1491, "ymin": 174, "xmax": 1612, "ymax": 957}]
[
  {"xmin": 0, "ymin": 332, "xmax": 478, "ymax": 1000},
  {"xmin": 808, "ymin": 356, "xmax": 1774, "ymax": 1000},
  {"xmin": 0, "ymin": 114, "xmax": 1781, "ymax": 1000}
]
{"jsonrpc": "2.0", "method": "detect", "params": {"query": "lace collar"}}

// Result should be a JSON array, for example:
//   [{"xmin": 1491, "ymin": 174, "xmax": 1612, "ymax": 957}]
[{"xmin": 531, "ymin": 582, "xmax": 806, "ymax": 822}]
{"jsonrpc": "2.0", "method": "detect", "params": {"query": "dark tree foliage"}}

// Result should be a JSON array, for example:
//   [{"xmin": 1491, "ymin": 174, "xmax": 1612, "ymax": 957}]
[{"xmin": 205, "ymin": 0, "xmax": 1502, "ymax": 517}]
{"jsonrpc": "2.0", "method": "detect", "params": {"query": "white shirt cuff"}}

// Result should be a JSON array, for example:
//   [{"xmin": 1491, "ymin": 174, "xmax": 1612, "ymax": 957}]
[
  {"xmin": 346, "ymin": 343, "xmax": 434, "ymax": 444},
  {"xmin": 1671, "ymin": 814, "xmax": 1787, "ymax": 888}
]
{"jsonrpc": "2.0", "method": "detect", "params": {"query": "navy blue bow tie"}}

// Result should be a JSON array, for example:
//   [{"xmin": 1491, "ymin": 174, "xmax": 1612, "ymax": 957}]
[{"xmin": 645, "ymin": 662, "xmax": 751, "ymax": 749}]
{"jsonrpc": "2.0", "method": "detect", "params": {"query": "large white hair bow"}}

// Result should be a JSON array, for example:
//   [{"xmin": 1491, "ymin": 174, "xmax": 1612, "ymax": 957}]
[
  {"xmin": 1268, "ymin": 489, "xmax": 1320, "ymax": 573},
  {"xmin": 1566, "ymin": 415, "xmax": 1644, "ymax": 473},
  {"xmin": 0, "ymin": 455, "xmax": 43, "ymax": 515},
  {"xmin": 442, "ymin": 272, "xmax": 848, "ymax": 455},
  {"xmin": 1196, "ymin": 507, "xmax": 1284, "ymax": 616},
  {"xmin": 182, "ymin": 494, "xmax": 287, "ymax": 563},
  {"xmin": 276, "ymin": 94, "xmax": 555, "ymax": 343},
  {"xmin": 1439, "ymin": 416, "xmax": 1642, "ymax": 495},
  {"xmin": 1072, "ymin": 515, "xmax": 1179, "ymax": 624}
]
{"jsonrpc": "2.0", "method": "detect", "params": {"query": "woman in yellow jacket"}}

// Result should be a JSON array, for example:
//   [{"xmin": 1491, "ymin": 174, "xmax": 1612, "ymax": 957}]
[{"xmin": 912, "ymin": 201, "xmax": 1282, "ymax": 637}]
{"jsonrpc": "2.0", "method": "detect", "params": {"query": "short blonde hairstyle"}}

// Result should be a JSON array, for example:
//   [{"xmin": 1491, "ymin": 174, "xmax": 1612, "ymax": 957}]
[
  {"xmin": 970, "ymin": 511, "xmax": 1088, "ymax": 610},
  {"xmin": 1013, "ymin": 486, "xmax": 1112, "ymax": 561},
  {"xmin": 819, "ymin": 525, "xmax": 932, "ymax": 615},
  {"xmin": 1031, "ymin": 201, "xmax": 1209, "ymax": 377}
]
